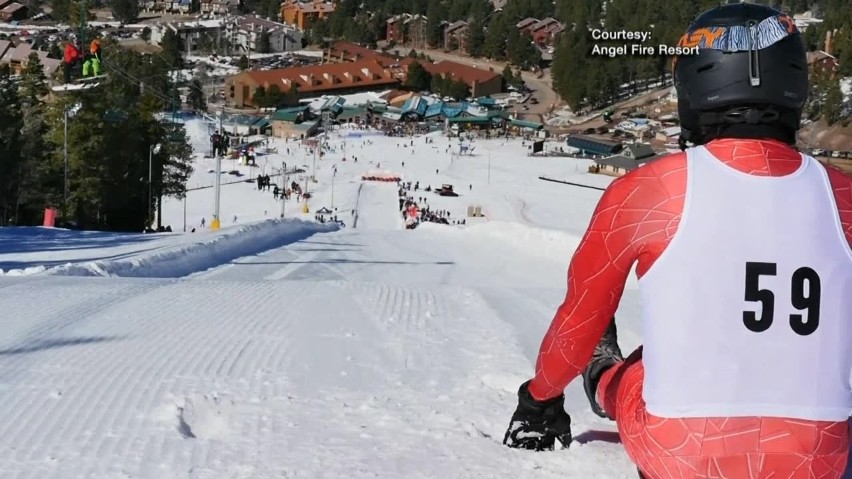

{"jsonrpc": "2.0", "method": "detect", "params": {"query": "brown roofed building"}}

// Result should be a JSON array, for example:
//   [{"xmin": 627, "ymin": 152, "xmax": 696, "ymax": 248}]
[
  {"xmin": 324, "ymin": 41, "xmax": 414, "ymax": 82},
  {"xmin": 807, "ymin": 50, "xmax": 839, "ymax": 78},
  {"xmin": 226, "ymin": 59, "xmax": 401, "ymax": 107},
  {"xmin": 281, "ymin": 0, "xmax": 334, "ymax": 30},
  {"xmin": 326, "ymin": 41, "xmax": 388, "ymax": 63},
  {"xmin": 422, "ymin": 60, "xmax": 502, "ymax": 97},
  {"xmin": 405, "ymin": 14, "xmax": 428, "ymax": 49},
  {"xmin": 386, "ymin": 13, "xmax": 428, "ymax": 47},
  {"xmin": 530, "ymin": 17, "xmax": 564, "ymax": 46},
  {"xmin": 0, "ymin": 42, "xmax": 60, "ymax": 76},
  {"xmin": 0, "ymin": 2, "xmax": 27, "ymax": 21},
  {"xmin": 444, "ymin": 21, "xmax": 468, "ymax": 53},
  {"xmin": 386, "ymin": 14, "xmax": 406, "ymax": 43},
  {"xmin": 516, "ymin": 17, "xmax": 538, "ymax": 32},
  {"xmin": 0, "ymin": 39, "xmax": 11, "ymax": 60}
]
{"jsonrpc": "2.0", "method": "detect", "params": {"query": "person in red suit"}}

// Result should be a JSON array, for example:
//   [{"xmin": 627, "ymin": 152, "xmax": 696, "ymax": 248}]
[
  {"xmin": 63, "ymin": 38, "xmax": 81, "ymax": 84},
  {"xmin": 503, "ymin": 4, "xmax": 851, "ymax": 478}
]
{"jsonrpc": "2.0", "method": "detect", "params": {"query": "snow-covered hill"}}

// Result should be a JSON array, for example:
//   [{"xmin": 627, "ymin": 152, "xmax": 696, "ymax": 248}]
[{"xmin": 0, "ymin": 123, "xmax": 848, "ymax": 478}]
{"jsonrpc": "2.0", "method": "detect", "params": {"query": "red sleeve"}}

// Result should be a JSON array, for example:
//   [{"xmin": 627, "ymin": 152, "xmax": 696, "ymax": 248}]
[
  {"xmin": 527, "ymin": 153, "xmax": 687, "ymax": 400},
  {"xmin": 825, "ymin": 165, "xmax": 852, "ymax": 246}
]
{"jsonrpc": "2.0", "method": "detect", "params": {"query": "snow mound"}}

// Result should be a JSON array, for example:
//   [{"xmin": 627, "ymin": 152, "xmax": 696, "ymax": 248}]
[
  {"xmin": 0, "ymin": 265, "xmax": 48, "ymax": 276},
  {"xmin": 45, "ymin": 219, "xmax": 338, "ymax": 278}
]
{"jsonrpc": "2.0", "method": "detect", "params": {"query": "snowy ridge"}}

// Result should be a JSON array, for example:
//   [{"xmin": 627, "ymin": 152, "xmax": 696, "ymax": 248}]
[{"xmin": 45, "ymin": 219, "xmax": 337, "ymax": 278}]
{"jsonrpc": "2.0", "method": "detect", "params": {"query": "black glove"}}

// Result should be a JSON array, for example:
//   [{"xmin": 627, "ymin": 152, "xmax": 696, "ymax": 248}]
[{"xmin": 503, "ymin": 380, "xmax": 572, "ymax": 451}]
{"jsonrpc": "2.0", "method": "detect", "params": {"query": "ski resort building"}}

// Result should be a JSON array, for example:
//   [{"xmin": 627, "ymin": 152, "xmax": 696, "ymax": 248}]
[
  {"xmin": 385, "ymin": 14, "xmax": 428, "ymax": 47},
  {"xmin": 422, "ymin": 61, "xmax": 502, "ymax": 98},
  {"xmin": 148, "ymin": 20, "xmax": 225, "ymax": 54},
  {"xmin": 280, "ymin": 0, "xmax": 335, "ymax": 30},
  {"xmin": 0, "ymin": 40, "xmax": 60, "ymax": 76},
  {"xmin": 199, "ymin": 0, "xmax": 239, "ymax": 15},
  {"xmin": 0, "ymin": 2, "xmax": 27, "ymax": 21},
  {"xmin": 443, "ymin": 21, "xmax": 469, "ymax": 53},
  {"xmin": 592, "ymin": 143, "xmax": 662, "ymax": 176},
  {"xmin": 227, "ymin": 15, "xmax": 303, "ymax": 53},
  {"xmin": 516, "ymin": 17, "xmax": 565, "ymax": 46},
  {"xmin": 566, "ymin": 135, "xmax": 622, "ymax": 157},
  {"xmin": 226, "ymin": 59, "xmax": 402, "ymax": 107}
]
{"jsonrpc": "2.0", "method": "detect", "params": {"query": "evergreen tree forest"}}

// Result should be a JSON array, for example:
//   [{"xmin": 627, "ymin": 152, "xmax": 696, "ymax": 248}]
[
  {"xmin": 296, "ymin": 0, "xmax": 850, "ymax": 114},
  {"xmin": 0, "ymin": 40, "xmax": 194, "ymax": 230}
]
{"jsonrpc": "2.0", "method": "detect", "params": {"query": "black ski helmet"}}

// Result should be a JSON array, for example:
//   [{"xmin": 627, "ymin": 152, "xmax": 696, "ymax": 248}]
[{"xmin": 673, "ymin": 3, "xmax": 808, "ymax": 146}]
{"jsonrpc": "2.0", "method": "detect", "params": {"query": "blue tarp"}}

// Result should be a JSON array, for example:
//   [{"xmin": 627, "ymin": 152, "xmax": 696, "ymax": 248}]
[
  {"xmin": 440, "ymin": 102, "xmax": 468, "ymax": 119},
  {"xmin": 424, "ymin": 101, "xmax": 444, "ymax": 118},
  {"xmin": 401, "ymin": 97, "xmax": 428, "ymax": 116},
  {"xmin": 401, "ymin": 97, "xmax": 416, "ymax": 112}
]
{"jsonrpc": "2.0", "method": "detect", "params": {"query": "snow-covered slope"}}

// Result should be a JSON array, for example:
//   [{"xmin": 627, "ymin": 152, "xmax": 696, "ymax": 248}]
[{"xmin": 0, "ymin": 124, "xmax": 848, "ymax": 478}]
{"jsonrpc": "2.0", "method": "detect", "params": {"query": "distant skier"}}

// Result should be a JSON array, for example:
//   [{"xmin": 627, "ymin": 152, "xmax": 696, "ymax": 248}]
[
  {"xmin": 62, "ymin": 39, "xmax": 81, "ymax": 84},
  {"xmin": 503, "ymin": 4, "xmax": 851, "ymax": 479}
]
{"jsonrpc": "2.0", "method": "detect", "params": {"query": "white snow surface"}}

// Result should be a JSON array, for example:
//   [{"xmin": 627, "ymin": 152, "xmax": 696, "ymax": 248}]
[{"xmin": 1, "ymin": 123, "xmax": 849, "ymax": 478}]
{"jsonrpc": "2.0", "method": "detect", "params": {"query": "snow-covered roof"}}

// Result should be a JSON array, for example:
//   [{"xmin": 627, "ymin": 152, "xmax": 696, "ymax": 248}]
[
  {"xmin": 164, "ymin": 19, "xmax": 225, "ymax": 32},
  {"xmin": 659, "ymin": 126, "xmax": 681, "ymax": 137}
]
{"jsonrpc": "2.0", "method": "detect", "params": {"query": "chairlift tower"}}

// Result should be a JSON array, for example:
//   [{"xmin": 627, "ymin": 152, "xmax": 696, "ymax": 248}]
[{"xmin": 211, "ymin": 107, "xmax": 224, "ymax": 229}]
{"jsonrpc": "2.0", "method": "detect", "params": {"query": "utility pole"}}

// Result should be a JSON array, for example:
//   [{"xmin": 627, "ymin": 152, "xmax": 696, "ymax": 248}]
[
  {"xmin": 280, "ymin": 161, "xmax": 286, "ymax": 218},
  {"xmin": 63, "ymin": 107, "xmax": 68, "ymax": 219},
  {"xmin": 331, "ymin": 168, "xmax": 336, "ymax": 209},
  {"xmin": 148, "ymin": 143, "xmax": 161, "ymax": 228},
  {"xmin": 212, "ymin": 107, "xmax": 224, "ymax": 229},
  {"xmin": 148, "ymin": 146, "xmax": 153, "ymax": 227},
  {"xmin": 183, "ymin": 191, "xmax": 187, "ymax": 232},
  {"xmin": 62, "ymin": 102, "xmax": 81, "ymax": 221}
]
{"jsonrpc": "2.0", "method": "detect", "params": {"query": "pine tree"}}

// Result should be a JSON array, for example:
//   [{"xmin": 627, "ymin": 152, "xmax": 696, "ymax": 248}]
[
  {"xmin": 501, "ymin": 65, "xmax": 514, "ymax": 89},
  {"xmin": 159, "ymin": 29, "xmax": 184, "ymax": 68},
  {"xmin": 237, "ymin": 55, "xmax": 249, "ymax": 70},
  {"xmin": 466, "ymin": 17, "xmax": 485, "ymax": 57},
  {"xmin": 0, "ymin": 65, "xmax": 23, "ymax": 226},
  {"xmin": 823, "ymin": 79, "xmax": 843, "ymax": 125},
  {"xmin": 155, "ymin": 125, "xmax": 194, "ymax": 228},
  {"xmin": 425, "ymin": 0, "xmax": 446, "ymax": 47},
  {"xmin": 483, "ymin": 15, "xmax": 507, "ymax": 60},
  {"xmin": 188, "ymin": 79, "xmax": 207, "ymax": 111},
  {"xmin": 13, "ymin": 53, "xmax": 50, "ymax": 224},
  {"xmin": 110, "ymin": 0, "xmax": 139, "ymax": 23},
  {"xmin": 257, "ymin": 31, "xmax": 271, "ymax": 53},
  {"xmin": 50, "ymin": 0, "xmax": 71, "ymax": 22},
  {"xmin": 404, "ymin": 61, "xmax": 432, "ymax": 91},
  {"xmin": 253, "ymin": 86, "xmax": 267, "ymax": 107}
]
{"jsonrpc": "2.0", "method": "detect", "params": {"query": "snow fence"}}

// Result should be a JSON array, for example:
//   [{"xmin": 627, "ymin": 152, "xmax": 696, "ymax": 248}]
[{"xmin": 45, "ymin": 219, "xmax": 338, "ymax": 278}]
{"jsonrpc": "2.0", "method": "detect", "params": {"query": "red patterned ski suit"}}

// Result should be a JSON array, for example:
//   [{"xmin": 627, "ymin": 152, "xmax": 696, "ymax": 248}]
[{"xmin": 527, "ymin": 139, "xmax": 851, "ymax": 478}]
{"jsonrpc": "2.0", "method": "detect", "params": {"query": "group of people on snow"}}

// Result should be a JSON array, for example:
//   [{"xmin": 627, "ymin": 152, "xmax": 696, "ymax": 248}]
[
  {"xmin": 63, "ymin": 36, "xmax": 101, "ymax": 84},
  {"xmin": 398, "ymin": 181, "xmax": 467, "ymax": 229}
]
